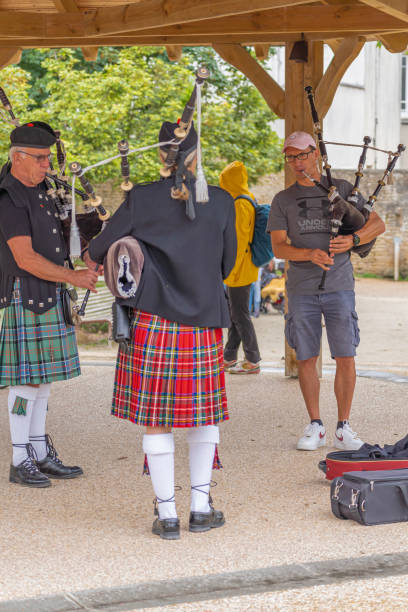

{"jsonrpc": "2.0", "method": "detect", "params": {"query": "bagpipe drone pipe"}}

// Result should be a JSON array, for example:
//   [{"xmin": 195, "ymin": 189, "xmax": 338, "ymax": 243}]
[{"xmin": 304, "ymin": 86, "xmax": 405, "ymax": 290}]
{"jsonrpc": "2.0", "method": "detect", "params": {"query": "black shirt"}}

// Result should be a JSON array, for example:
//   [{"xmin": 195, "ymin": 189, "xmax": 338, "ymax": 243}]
[{"xmin": 89, "ymin": 177, "xmax": 237, "ymax": 328}]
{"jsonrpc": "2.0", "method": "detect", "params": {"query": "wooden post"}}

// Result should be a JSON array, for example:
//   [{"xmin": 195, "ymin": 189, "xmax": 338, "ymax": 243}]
[{"xmin": 284, "ymin": 41, "xmax": 323, "ymax": 377}]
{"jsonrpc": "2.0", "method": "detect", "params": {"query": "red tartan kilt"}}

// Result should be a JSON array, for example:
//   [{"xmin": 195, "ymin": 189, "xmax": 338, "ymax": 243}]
[{"xmin": 112, "ymin": 310, "xmax": 228, "ymax": 427}]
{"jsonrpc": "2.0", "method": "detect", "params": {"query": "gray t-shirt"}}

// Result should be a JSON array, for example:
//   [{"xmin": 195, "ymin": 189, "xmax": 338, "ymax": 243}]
[{"xmin": 267, "ymin": 177, "xmax": 364, "ymax": 295}]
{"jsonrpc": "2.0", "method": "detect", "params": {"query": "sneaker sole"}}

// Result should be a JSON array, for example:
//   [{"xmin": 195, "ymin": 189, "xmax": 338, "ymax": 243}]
[{"xmin": 296, "ymin": 437, "xmax": 326, "ymax": 451}]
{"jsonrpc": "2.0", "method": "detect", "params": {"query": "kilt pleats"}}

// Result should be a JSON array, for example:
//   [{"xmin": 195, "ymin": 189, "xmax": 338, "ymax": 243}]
[
  {"xmin": 0, "ymin": 280, "xmax": 80, "ymax": 386},
  {"xmin": 112, "ymin": 310, "xmax": 228, "ymax": 427}
]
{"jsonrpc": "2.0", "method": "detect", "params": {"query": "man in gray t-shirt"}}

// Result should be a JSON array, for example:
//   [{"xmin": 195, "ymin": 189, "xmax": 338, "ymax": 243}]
[{"xmin": 267, "ymin": 131, "xmax": 385, "ymax": 452}]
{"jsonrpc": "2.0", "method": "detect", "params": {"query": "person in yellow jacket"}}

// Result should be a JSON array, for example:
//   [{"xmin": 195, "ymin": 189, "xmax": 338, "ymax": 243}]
[{"xmin": 219, "ymin": 161, "xmax": 261, "ymax": 374}]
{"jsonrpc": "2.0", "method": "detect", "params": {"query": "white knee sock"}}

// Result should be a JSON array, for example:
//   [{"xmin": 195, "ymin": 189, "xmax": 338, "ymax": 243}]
[
  {"xmin": 187, "ymin": 425, "xmax": 220, "ymax": 513},
  {"xmin": 143, "ymin": 433, "xmax": 177, "ymax": 520},
  {"xmin": 8, "ymin": 386, "xmax": 39, "ymax": 466},
  {"xmin": 29, "ymin": 383, "xmax": 52, "ymax": 461}
]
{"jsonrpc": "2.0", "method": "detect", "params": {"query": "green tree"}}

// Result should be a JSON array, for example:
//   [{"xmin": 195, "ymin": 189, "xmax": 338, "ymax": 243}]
[{"xmin": 1, "ymin": 46, "xmax": 282, "ymax": 187}]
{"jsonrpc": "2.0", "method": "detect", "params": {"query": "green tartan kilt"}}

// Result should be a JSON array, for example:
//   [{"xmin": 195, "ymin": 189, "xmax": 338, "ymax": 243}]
[{"xmin": 0, "ymin": 280, "xmax": 81, "ymax": 386}]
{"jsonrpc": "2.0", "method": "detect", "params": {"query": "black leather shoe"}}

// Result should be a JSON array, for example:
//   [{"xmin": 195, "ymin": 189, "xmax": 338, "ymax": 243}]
[
  {"xmin": 152, "ymin": 517, "xmax": 180, "ymax": 540},
  {"xmin": 9, "ymin": 456, "xmax": 51, "ymax": 488},
  {"xmin": 36, "ymin": 435, "xmax": 83, "ymax": 479},
  {"xmin": 189, "ymin": 508, "xmax": 225, "ymax": 532}
]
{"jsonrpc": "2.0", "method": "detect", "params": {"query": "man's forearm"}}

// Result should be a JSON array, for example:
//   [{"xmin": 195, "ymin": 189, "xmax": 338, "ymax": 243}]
[
  {"xmin": 273, "ymin": 242, "xmax": 313, "ymax": 262},
  {"xmin": 357, "ymin": 213, "xmax": 385, "ymax": 245},
  {"xmin": 16, "ymin": 251, "xmax": 74, "ymax": 284}
]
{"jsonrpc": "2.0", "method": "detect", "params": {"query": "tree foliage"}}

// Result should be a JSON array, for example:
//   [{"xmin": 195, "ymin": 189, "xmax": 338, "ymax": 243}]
[{"xmin": 1, "ymin": 46, "xmax": 283, "ymax": 186}]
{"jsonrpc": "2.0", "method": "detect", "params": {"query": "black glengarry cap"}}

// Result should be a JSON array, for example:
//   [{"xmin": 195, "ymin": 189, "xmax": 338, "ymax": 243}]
[{"xmin": 10, "ymin": 121, "xmax": 56, "ymax": 149}]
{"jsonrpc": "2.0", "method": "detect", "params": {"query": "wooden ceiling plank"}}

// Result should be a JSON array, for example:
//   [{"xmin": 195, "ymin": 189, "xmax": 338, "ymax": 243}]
[
  {"xmin": 359, "ymin": 0, "xmax": 408, "ymax": 23},
  {"xmin": 0, "ymin": 47, "xmax": 22, "ymax": 69},
  {"xmin": 378, "ymin": 31, "xmax": 408, "ymax": 49},
  {"xmin": 315, "ymin": 36, "xmax": 365, "ymax": 117},
  {"xmin": 0, "ymin": 32, "xmax": 388, "ymax": 46},
  {"xmin": 213, "ymin": 43, "xmax": 285, "ymax": 117},
  {"xmin": 254, "ymin": 44, "xmax": 270, "ymax": 59},
  {"xmin": 87, "ymin": 0, "xmax": 316, "ymax": 36},
  {"xmin": 165, "ymin": 45, "xmax": 183, "ymax": 61}
]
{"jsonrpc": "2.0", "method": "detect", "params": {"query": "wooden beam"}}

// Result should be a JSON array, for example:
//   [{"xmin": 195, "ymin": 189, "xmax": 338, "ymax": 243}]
[
  {"xmin": 137, "ymin": 6, "xmax": 408, "ymax": 36},
  {"xmin": 315, "ymin": 36, "xmax": 364, "ymax": 117},
  {"xmin": 254, "ymin": 44, "xmax": 270, "ymax": 60},
  {"xmin": 284, "ymin": 41, "xmax": 324, "ymax": 377},
  {"xmin": 378, "ymin": 31, "xmax": 408, "ymax": 50},
  {"xmin": 213, "ymin": 43, "xmax": 285, "ymax": 117},
  {"xmin": 81, "ymin": 46, "xmax": 98, "ymax": 61},
  {"xmin": 52, "ymin": 0, "xmax": 98, "ymax": 63},
  {"xmin": 358, "ymin": 0, "xmax": 408, "ymax": 23},
  {"xmin": 0, "ymin": 33, "xmax": 382, "ymax": 47},
  {"xmin": 165, "ymin": 45, "xmax": 183, "ymax": 61},
  {"xmin": 52, "ymin": 0, "xmax": 80, "ymax": 11},
  {"xmin": 87, "ymin": 0, "xmax": 315, "ymax": 37},
  {"xmin": 0, "ymin": 48, "xmax": 22, "ymax": 69}
]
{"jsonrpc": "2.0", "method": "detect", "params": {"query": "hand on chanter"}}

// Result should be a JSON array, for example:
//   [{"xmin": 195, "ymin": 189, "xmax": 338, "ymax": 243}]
[
  {"xmin": 71, "ymin": 268, "xmax": 99, "ymax": 292},
  {"xmin": 310, "ymin": 248, "xmax": 334, "ymax": 271},
  {"xmin": 83, "ymin": 249, "xmax": 104, "ymax": 275},
  {"xmin": 329, "ymin": 235, "xmax": 354, "ymax": 256}
]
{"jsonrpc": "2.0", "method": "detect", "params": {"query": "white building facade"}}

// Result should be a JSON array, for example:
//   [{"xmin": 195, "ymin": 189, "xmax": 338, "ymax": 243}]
[{"xmin": 268, "ymin": 43, "xmax": 404, "ymax": 171}]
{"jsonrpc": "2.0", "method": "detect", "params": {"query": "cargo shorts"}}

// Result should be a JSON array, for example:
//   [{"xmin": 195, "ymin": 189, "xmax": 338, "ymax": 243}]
[{"xmin": 285, "ymin": 290, "xmax": 360, "ymax": 361}]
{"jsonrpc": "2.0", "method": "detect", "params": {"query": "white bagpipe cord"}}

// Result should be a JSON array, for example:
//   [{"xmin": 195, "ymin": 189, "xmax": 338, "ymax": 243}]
[
  {"xmin": 69, "ymin": 174, "xmax": 81, "ymax": 258},
  {"xmin": 68, "ymin": 139, "xmax": 175, "ymax": 257},
  {"xmin": 195, "ymin": 81, "xmax": 209, "ymax": 203}
]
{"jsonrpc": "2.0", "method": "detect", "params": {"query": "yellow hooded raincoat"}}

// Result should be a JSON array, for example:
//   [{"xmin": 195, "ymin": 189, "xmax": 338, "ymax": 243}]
[{"xmin": 219, "ymin": 161, "xmax": 259, "ymax": 287}]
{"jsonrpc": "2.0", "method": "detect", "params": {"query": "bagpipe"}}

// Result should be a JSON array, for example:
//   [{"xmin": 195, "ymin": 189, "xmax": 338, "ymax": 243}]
[{"xmin": 304, "ymin": 86, "xmax": 405, "ymax": 290}]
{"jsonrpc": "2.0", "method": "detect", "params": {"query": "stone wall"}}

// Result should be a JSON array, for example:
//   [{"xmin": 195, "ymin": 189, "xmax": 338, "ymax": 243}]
[{"xmin": 93, "ymin": 170, "xmax": 408, "ymax": 279}]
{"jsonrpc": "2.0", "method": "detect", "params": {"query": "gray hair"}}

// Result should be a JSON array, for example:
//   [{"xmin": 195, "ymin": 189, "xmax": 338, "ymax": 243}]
[{"xmin": 9, "ymin": 146, "xmax": 20, "ymax": 161}]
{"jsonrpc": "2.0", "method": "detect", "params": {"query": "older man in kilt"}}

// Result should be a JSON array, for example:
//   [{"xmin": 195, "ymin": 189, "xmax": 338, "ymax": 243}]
[
  {"xmin": 0, "ymin": 122, "xmax": 99, "ymax": 487},
  {"xmin": 88, "ymin": 121, "xmax": 236, "ymax": 540}
]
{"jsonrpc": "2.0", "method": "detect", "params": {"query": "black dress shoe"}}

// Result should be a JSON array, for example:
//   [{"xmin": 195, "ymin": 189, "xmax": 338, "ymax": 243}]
[
  {"xmin": 36, "ymin": 434, "xmax": 83, "ymax": 479},
  {"xmin": 189, "ymin": 508, "xmax": 225, "ymax": 533},
  {"xmin": 9, "ymin": 457, "xmax": 51, "ymax": 488},
  {"xmin": 152, "ymin": 517, "xmax": 180, "ymax": 540}
]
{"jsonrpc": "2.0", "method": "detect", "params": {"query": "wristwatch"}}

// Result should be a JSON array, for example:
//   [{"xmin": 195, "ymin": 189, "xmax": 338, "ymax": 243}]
[{"xmin": 352, "ymin": 233, "xmax": 361, "ymax": 247}]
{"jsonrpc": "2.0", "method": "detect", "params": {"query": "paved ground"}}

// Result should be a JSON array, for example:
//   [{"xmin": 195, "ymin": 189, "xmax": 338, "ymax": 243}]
[{"xmin": 0, "ymin": 278, "xmax": 407, "ymax": 610}]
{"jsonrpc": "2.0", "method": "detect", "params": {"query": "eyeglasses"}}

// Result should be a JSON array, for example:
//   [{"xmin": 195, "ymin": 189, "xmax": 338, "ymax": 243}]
[
  {"xmin": 16, "ymin": 150, "xmax": 53, "ymax": 163},
  {"xmin": 284, "ymin": 149, "xmax": 314, "ymax": 163}
]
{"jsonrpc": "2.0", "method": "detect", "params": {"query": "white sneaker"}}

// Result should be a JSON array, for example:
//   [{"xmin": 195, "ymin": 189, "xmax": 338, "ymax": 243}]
[
  {"xmin": 296, "ymin": 422, "xmax": 326, "ymax": 451},
  {"xmin": 334, "ymin": 422, "xmax": 364, "ymax": 451}
]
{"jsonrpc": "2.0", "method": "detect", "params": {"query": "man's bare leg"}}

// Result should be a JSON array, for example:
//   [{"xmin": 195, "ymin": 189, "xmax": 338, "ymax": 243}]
[
  {"xmin": 334, "ymin": 356, "xmax": 356, "ymax": 421},
  {"xmin": 298, "ymin": 356, "xmax": 320, "ymax": 420}
]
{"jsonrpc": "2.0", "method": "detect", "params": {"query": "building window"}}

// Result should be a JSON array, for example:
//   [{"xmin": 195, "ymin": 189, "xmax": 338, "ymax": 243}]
[{"xmin": 401, "ymin": 55, "xmax": 408, "ymax": 117}]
